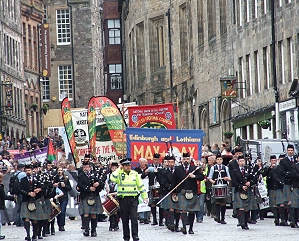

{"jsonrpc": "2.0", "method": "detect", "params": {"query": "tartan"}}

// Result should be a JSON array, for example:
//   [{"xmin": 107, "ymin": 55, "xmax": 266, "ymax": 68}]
[
  {"xmin": 268, "ymin": 190, "xmax": 277, "ymax": 207},
  {"xmin": 79, "ymin": 195, "xmax": 103, "ymax": 215},
  {"xmin": 160, "ymin": 194, "xmax": 178, "ymax": 210},
  {"xmin": 275, "ymin": 189, "xmax": 284, "ymax": 205},
  {"xmin": 20, "ymin": 198, "xmax": 47, "ymax": 220},
  {"xmin": 291, "ymin": 188, "xmax": 299, "ymax": 208},
  {"xmin": 176, "ymin": 190, "xmax": 199, "ymax": 212},
  {"xmin": 148, "ymin": 190, "xmax": 160, "ymax": 206},
  {"xmin": 43, "ymin": 199, "xmax": 52, "ymax": 219},
  {"xmin": 233, "ymin": 188, "xmax": 258, "ymax": 211},
  {"xmin": 283, "ymin": 184, "xmax": 292, "ymax": 203}
]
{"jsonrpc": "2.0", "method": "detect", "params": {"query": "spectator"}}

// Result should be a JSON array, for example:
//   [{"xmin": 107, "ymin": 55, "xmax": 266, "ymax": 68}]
[
  {"xmin": 211, "ymin": 143, "xmax": 221, "ymax": 155},
  {"xmin": 29, "ymin": 133, "xmax": 38, "ymax": 149}
]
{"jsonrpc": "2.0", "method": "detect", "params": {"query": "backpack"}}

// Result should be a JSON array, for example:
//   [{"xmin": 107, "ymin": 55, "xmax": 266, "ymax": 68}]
[{"xmin": 9, "ymin": 172, "xmax": 21, "ymax": 195}]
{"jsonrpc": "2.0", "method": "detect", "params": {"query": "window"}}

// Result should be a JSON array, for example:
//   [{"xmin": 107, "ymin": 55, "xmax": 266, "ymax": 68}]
[
  {"xmin": 253, "ymin": 0, "xmax": 257, "ymax": 19},
  {"xmin": 219, "ymin": 0, "xmax": 227, "ymax": 34},
  {"xmin": 56, "ymin": 9, "xmax": 71, "ymax": 45},
  {"xmin": 238, "ymin": 0, "xmax": 243, "ymax": 26},
  {"xmin": 245, "ymin": 0, "xmax": 250, "ymax": 22},
  {"xmin": 279, "ymin": 0, "xmax": 282, "ymax": 7},
  {"xmin": 107, "ymin": 19, "xmax": 120, "ymax": 44},
  {"xmin": 246, "ymin": 55, "xmax": 252, "ymax": 96},
  {"xmin": 198, "ymin": 0, "xmax": 204, "ymax": 45},
  {"xmin": 149, "ymin": 17, "xmax": 165, "ymax": 71},
  {"xmin": 58, "ymin": 65, "xmax": 73, "ymax": 100},
  {"xmin": 42, "ymin": 77, "xmax": 50, "ymax": 101},
  {"xmin": 109, "ymin": 64, "xmax": 122, "ymax": 90},
  {"xmin": 207, "ymin": 0, "xmax": 216, "ymax": 40},
  {"xmin": 278, "ymin": 41, "xmax": 285, "ymax": 84},
  {"xmin": 287, "ymin": 38, "xmax": 293, "ymax": 82},
  {"xmin": 137, "ymin": 23, "xmax": 145, "ymax": 75},
  {"xmin": 262, "ymin": 0, "xmax": 267, "ymax": 14},
  {"xmin": 254, "ymin": 51, "xmax": 260, "ymax": 93},
  {"xmin": 179, "ymin": 5, "xmax": 188, "ymax": 61},
  {"xmin": 263, "ymin": 46, "xmax": 270, "ymax": 89},
  {"xmin": 43, "ymin": 5, "xmax": 47, "ymax": 23},
  {"xmin": 238, "ymin": 57, "xmax": 246, "ymax": 98}
]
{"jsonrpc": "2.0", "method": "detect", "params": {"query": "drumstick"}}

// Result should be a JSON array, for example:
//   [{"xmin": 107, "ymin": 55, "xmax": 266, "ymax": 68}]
[
  {"xmin": 108, "ymin": 192, "xmax": 117, "ymax": 196},
  {"xmin": 156, "ymin": 166, "xmax": 200, "ymax": 206}
]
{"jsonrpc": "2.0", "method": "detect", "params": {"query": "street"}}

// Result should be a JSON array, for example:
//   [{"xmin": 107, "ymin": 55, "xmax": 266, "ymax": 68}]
[{"xmin": 2, "ymin": 209, "xmax": 298, "ymax": 241}]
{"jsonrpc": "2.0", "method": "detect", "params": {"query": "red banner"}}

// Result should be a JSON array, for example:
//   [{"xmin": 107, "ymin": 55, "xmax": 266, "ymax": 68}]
[{"xmin": 127, "ymin": 103, "xmax": 176, "ymax": 129}]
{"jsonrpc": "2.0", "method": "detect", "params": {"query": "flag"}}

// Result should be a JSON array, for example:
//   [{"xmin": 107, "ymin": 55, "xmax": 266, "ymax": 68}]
[
  {"xmin": 87, "ymin": 96, "xmax": 97, "ymax": 158},
  {"xmin": 47, "ymin": 138, "xmax": 56, "ymax": 162}
]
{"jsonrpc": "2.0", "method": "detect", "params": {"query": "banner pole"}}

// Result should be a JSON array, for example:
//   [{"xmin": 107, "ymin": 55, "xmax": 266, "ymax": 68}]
[{"xmin": 176, "ymin": 96, "xmax": 180, "ymax": 129}]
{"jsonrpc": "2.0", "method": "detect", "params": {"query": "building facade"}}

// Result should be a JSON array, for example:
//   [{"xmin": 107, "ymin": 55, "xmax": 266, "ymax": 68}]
[
  {"xmin": 0, "ymin": 0, "xmax": 26, "ymax": 144},
  {"xmin": 42, "ymin": 0, "xmax": 104, "ymax": 135},
  {"xmin": 119, "ymin": 0, "xmax": 299, "ymax": 145},
  {"xmin": 103, "ymin": 0, "xmax": 123, "ymax": 104},
  {"xmin": 21, "ymin": 0, "xmax": 44, "ymax": 138}
]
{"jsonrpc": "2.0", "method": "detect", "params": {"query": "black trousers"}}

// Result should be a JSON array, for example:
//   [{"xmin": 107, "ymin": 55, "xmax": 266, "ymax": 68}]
[{"xmin": 119, "ymin": 196, "xmax": 138, "ymax": 240}]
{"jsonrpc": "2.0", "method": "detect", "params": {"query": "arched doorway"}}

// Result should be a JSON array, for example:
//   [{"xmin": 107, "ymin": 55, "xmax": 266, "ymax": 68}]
[
  {"xmin": 200, "ymin": 108, "xmax": 209, "ymax": 144},
  {"xmin": 220, "ymin": 99, "xmax": 232, "ymax": 142}
]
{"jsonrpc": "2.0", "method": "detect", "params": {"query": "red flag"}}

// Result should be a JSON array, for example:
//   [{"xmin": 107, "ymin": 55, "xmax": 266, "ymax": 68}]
[{"xmin": 47, "ymin": 138, "xmax": 56, "ymax": 162}]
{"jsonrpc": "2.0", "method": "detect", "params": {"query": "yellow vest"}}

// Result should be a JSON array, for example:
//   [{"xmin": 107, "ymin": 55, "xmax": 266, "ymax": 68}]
[{"xmin": 110, "ymin": 168, "xmax": 148, "ymax": 199}]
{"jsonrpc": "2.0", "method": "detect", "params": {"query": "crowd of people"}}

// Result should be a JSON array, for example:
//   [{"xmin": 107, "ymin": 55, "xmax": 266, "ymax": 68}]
[{"xmin": 1, "ymin": 135, "xmax": 299, "ymax": 240}]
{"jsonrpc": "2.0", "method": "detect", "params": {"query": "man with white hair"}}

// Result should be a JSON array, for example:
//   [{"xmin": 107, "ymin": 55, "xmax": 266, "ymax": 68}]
[{"xmin": 134, "ymin": 158, "xmax": 149, "ymax": 224}]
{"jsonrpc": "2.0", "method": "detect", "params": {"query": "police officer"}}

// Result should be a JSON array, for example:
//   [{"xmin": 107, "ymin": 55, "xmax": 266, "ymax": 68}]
[{"xmin": 110, "ymin": 158, "xmax": 148, "ymax": 241}]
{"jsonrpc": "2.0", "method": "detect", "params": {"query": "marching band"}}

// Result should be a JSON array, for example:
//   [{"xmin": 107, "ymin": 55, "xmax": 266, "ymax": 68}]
[{"xmin": 2, "ymin": 142, "xmax": 299, "ymax": 241}]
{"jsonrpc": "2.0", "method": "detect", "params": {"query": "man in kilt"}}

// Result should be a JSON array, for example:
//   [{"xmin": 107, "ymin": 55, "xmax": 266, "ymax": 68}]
[
  {"xmin": 77, "ymin": 160, "xmax": 105, "ymax": 237},
  {"xmin": 208, "ymin": 154, "xmax": 231, "ymax": 224},
  {"xmin": 290, "ymin": 158, "xmax": 299, "ymax": 228},
  {"xmin": 20, "ymin": 164, "xmax": 47, "ymax": 241},
  {"xmin": 148, "ymin": 153, "xmax": 164, "ymax": 226},
  {"xmin": 278, "ymin": 144, "xmax": 297, "ymax": 226},
  {"xmin": 231, "ymin": 156, "xmax": 258, "ymax": 230},
  {"xmin": 172, "ymin": 152, "xmax": 204, "ymax": 234},
  {"xmin": 157, "ymin": 155, "xmax": 178, "ymax": 231},
  {"xmin": 262, "ymin": 155, "xmax": 281, "ymax": 226}
]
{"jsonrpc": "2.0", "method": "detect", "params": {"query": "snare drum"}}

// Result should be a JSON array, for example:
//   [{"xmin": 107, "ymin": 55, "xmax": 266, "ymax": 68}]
[
  {"xmin": 102, "ymin": 195, "xmax": 119, "ymax": 216},
  {"xmin": 49, "ymin": 201, "xmax": 61, "ymax": 222},
  {"xmin": 150, "ymin": 184, "xmax": 160, "ymax": 199},
  {"xmin": 212, "ymin": 184, "xmax": 228, "ymax": 199}
]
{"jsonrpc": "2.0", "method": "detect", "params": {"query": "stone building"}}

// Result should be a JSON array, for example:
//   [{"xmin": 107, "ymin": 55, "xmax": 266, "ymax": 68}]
[
  {"xmin": 0, "ymin": 0, "xmax": 26, "ymax": 144},
  {"xmin": 41, "ymin": 0, "xmax": 104, "ymax": 135},
  {"xmin": 21, "ymin": 0, "xmax": 44, "ymax": 138},
  {"xmin": 119, "ymin": 0, "xmax": 299, "ymax": 145}
]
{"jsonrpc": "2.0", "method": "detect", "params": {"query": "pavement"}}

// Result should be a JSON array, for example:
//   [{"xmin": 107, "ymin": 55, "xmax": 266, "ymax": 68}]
[{"xmin": 1, "ymin": 209, "xmax": 298, "ymax": 241}]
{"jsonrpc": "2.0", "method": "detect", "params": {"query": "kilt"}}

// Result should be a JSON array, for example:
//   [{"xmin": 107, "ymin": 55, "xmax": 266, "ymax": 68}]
[
  {"xmin": 291, "ymin": 188, "xmax": 299, "ymax": 208},
  {"xmin": 283, "ymin": 185, "xmax": 292, "ymax": 203},
  {"xmin": 275, "ymin": 189, "xmax": 284, "ymax": 205},
  {"xmin": 79, "ymin": 195, "xmax": 103, "ymax": 215},
  {"xmin": 160, "ymin": 194, "xmax": 178, "ymax": 210},
  {"xmin": 148, "ymin": 189, "xmax": 160, "ymax": 206},
  {"xmin": 176, "ymin": 190, "xmax": 199, "ymax": 212},
  {"xmin": 234, "ymin": 188, "xmax": 258, "ymax": 211},
  {"xmin": 268, "ymin": 190, "xmax": 277, "ymax": 207},
  {"xmin": 43, "ymin": 199, "xmax": 52, "ymax": 219},
  {"xmin": 20, "ymin": 198, "xmax": 47, "ymax": 220}
]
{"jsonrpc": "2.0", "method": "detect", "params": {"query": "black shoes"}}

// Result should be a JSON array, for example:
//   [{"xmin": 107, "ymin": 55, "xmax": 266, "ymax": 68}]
[
  {"xmin": 83, "ymin": 231, "xmax": 89, "ymax": 236},
  {"xmin": 133, "ymin": 236, "xmax": 140, "ymax": 241},
  {"xmin": 59, "ymin": 226, "xmax": 65, "ymax": 231},
  {"xmin": 280, "ymin": 221, "xmax": 289, "ymax": 226},
  {"xmin": 159, "ymin": 222, "xmax": 164, "ymax": 226},
  {"xmin": 180, "ymin": 227, "xmax": 187, "ymax": 234},
  {"xmin": 25, "ymin": 236, "xmax": 31, "ymax": 241},
  {"xmin": 220, "ymin": 220, "xmax": 227, "ymax": 224},
  {"xmin": 0, "ymin": 236, "xmax": 5, "ymax": 240},
  {"xmin": 214, "ymin": 217, "xmax": 221, "ymax": 223},
  {"xmin": 151, "ymin": 220, "xmax": 158, "ymax": 226},
  {"xmin": 188, "ymin": 230, "xmax": 194, "ymax": 234},
  {"xmin": 91, "ymin": 232, "xmax": 97, "ymax": 237}
]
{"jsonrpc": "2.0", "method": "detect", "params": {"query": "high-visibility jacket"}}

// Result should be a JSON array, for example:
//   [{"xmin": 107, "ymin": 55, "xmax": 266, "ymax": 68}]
[{"xmin": 110, "ymin": 168, "xmax": 148, "ymax": 199}]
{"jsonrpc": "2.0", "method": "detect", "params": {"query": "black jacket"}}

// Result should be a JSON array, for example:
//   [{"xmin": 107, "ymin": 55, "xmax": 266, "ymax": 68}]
[
  {"xmin": 271, "ymin": 165, "xmax": 284, "ymax": 189},
  {"xmin": 77, "ymin": 172, "xmax": 103, "ymax": 200},
  {"xmin": 0, "ymin": 184, "xmax": 14, "ymax": 210},
  {"xmin": 231, "ymin": 166, "xmax": 256, "ymax": 192},
  {"xmin": 19, "ymin": 175, "xmax": 44, "ymax": 202},
  {"xmin": 134, "ymin": 166, "xmax": 148, "ymax": 179},
  {"xmin": 53, "ymin": 175, "xmax": 72, "ymax": 202},
  {"xmin": 172, "ymin": 165, "xmax": 204, "ymax": 194},
  {"xmin": 279, "ymin": 156, "xmax": 297, "ymax": 185},
  {"xmin": 157, "ymin": 168, "xmax": 175, "ymax": 195},
  {"xmin": 291, "ymin": 163, "xmax": 299, "ymax": 188},
  {"xmin": 228, "ymin": 159, "xmax": 239, "ymax": 177}
]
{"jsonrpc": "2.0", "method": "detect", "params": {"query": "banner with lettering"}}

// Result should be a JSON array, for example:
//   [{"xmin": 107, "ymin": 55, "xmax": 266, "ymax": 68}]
[
  {"xmin": 94, "ymin": 96, "xmax": 126, "ymax": 157},
  {"xmin": 127, "ymin": 103, "xmax": 176, "ymax": 129},
  {"xmin": 87, "ymin": 96, "xmax": 97, "ymax": 157},
  {"xmin": 126, "ymin": 127, "xmax": 205, "ymax": 166},
  {"xmin": 71, "ymin": 109, "xmax": 120, "ymax": 165},
  {"xmin": 13, "ymin": 147, "xmax": 48, "ymax": 164},
  {"xmin": 61, "ymin": 98, "xmax": 79, "ymax": 164}
]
